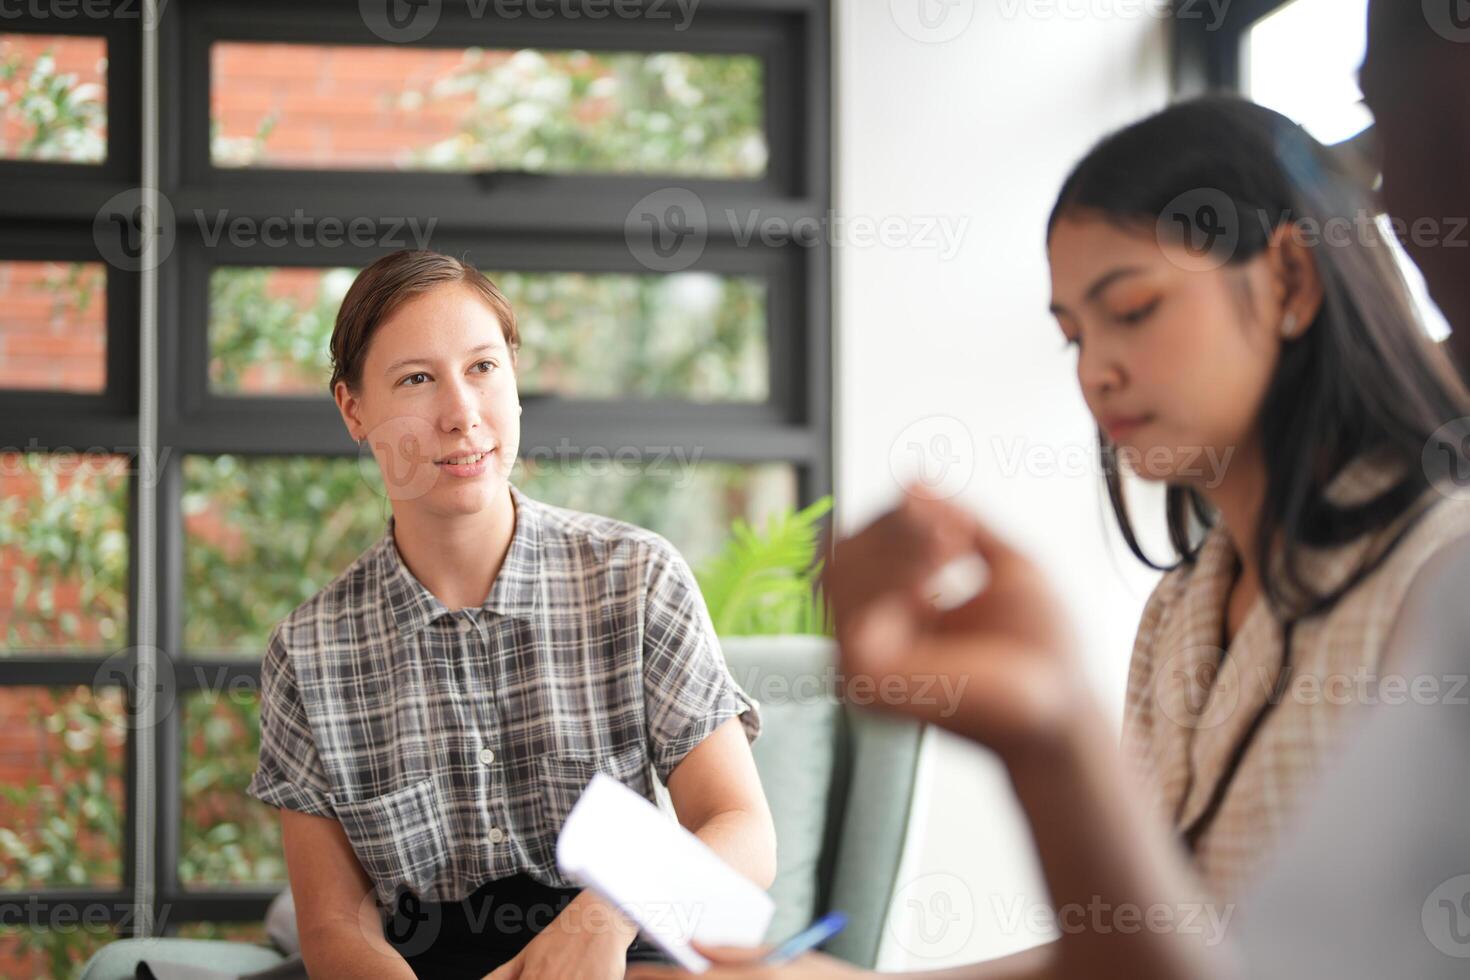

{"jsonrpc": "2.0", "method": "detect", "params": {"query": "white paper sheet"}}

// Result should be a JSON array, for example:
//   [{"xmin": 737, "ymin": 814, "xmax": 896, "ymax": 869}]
[{"xmin": 555, "ymin": 773, "xmax": 775, "ymax": 972}]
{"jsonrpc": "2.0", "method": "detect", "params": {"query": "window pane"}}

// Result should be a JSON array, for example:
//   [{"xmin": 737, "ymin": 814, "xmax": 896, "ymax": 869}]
[
  {"xmin": 183, "ymin": 454, "xmax": 794, "ymax": 655},
  {"xmin": 208, "ymin": 266, "xmax": 351, "ymax": 396},
  {"xmin": 180, "ymin": 690, "xmax": 284, "ymax": 888},
  {"xmin": 1246, "ymin": 0, "xmax": 1371, "ymax": 145},
  {"xmin": 1246, "ymin": 3, "xmax": 1453, "ymax": 342},
  {"xmin": 0, "ymin": 261, "xmax": 107, "ymax": 393},
  {"xmin": 0, "ymin": 686, "xmax": 127, "ymax": 889},
  {"xmin": 0, "ymin": 453, "xmax": 129, "ymax": 654},
  {"xmin": 209, "ymin": 266, "xmax": 769, "ymax": 402},
  {"xmin": 211, "ymin": 43, "xmax": 766, "ymax": 177},
  {"xmin": 513, "ymin": 459, "xmax": 797, "ymax": 565},
  {"xmin": 0, "ymin": 33, "xmax": 107, "ymax": 163},
  {"xmin": 182, "ymin": 455, "xmax": 386, "ymax": 656},
  {"xmin": 0, "ymin": 924, "xmax": 118, "ymax": 980}
]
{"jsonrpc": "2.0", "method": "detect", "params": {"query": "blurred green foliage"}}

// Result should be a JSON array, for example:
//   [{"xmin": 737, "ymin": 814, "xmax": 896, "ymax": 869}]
[
  {"xmin": 208, "ymin": 266, "xmax": 769, "ymax": 403},
  {"xmin": 406, "ymin": 49, "xmax": 766, "ymax": 177},
  {"xmin": 0, "ymin": 40, "xmax": 105, "ymax": 162},
  {"xmin": 0, "ymin": 454, "xmax": 128, "ymax": 651},
  {"xmin": 216, "ymin": 47, "xmax": 765, "ymax": 178},
  {"xmin": 0, "ymin": 688, "xmax": 126, "ymax": 979}
]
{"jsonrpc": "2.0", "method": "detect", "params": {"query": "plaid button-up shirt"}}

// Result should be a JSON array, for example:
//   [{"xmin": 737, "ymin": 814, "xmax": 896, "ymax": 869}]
[{"xmin": 246, "ymin": 485, "xmax": 761, "ymax": 909}]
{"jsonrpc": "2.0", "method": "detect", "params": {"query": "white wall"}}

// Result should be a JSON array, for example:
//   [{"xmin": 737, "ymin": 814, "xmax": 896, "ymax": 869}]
[{"xmin": 830, "ymin": 1, "xmax": 1172, "ymax": 970}]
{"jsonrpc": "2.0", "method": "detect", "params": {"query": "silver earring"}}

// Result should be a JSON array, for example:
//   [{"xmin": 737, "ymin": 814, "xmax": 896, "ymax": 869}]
[{"xmin": 1281, "ymin": 313, "xmax": 1299, "ymax": 339}]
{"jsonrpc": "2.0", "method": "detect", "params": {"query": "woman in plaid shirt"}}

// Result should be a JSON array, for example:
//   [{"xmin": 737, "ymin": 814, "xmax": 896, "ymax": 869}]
[{"xmin": 246, "ymin": 249, "xmax": 776, "ymax": 980}]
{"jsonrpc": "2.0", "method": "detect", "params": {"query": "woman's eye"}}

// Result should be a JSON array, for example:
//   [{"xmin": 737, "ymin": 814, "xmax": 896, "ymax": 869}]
[
  {"xmin": 474, "ymin": 360, "xmax": 496, "ymax": 374},
  {"xmin": 401, "ymin": 372, "xmax": 429, "ymax": 387},
  {"xmin": 1116, "ymin": 298, "xmax": 1160, "ymax": 325}
]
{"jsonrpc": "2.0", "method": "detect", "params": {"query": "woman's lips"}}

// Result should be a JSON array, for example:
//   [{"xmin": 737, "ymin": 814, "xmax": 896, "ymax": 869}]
[
  {"xmin": 1102, "ymin": 415, "xmax": 1153, "ymax": 441},
  {"xmin": 436, "ymin": 449, "xmax": 494, "ymax": 477}
]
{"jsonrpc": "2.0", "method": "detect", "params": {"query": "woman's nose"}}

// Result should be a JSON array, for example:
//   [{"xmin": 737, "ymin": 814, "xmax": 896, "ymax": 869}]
[
  {"xmin": 437, "ymin": 374, "xmax": 481, "ymax": 431},
  {"xmin": 1077, "ymin": 343, "xmax": 1124, "ymax": 398}
]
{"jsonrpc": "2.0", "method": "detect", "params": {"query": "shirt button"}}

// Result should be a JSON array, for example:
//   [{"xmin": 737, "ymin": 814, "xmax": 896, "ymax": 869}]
[
  {"xmin": 478, "ymin": 747, "xmax": 495, "ymax": 765},
  {"xmin": 488, "ymin": 827, "xmax": 505, "ymax": 844}
]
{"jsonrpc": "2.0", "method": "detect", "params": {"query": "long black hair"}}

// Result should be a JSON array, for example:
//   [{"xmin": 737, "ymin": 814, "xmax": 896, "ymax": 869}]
[{"xmin": 1047, "ymin": 95, "xmax": 1469, "ymax": 618}]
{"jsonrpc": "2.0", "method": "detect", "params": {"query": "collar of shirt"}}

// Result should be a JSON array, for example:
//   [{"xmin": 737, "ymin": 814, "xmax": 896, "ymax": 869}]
[{"xmin": 375, "ymin": 483, "xmax": 543, "ymax": 638}]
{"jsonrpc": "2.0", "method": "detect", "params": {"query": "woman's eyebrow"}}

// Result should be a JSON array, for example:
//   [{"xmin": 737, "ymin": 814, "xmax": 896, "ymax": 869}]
[
  {"xmin": 384, "ymin": 342, "xmax": 503, "ymax": 376},
  {"xmin": 1049, "ymin": 266, "xmax": 1147, "ymax": 316}
]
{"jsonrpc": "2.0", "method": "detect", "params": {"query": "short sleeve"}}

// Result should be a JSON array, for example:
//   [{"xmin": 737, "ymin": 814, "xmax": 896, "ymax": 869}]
[
  {"xmin": 246, "ymin": 624, "xmax": 336, "ymax": 818},
  {"xmin": 641, "ymin": 542, "xmax": 762, "ymax": 783}
]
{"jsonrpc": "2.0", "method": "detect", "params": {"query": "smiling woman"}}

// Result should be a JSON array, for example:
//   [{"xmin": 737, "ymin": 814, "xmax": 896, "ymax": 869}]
[{"xmin": 243, "ymin": 250, "xmax": 777, "ymax": 980}]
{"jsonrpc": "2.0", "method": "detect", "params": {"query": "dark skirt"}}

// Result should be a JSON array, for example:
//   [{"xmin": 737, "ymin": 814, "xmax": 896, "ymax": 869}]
[{"xmin": 384, "ymin": 873, "xmax": 672, "ymax": 979}]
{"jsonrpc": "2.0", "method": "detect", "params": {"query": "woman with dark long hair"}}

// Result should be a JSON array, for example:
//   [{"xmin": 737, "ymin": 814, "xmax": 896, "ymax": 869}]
[
  {"xmin": 1046, "ymin": 94, "xmax": 1470, "ymax": 902},
  {"xmin": 631, "ymin": 95, "xmax": 1470, "ymax": 980}
]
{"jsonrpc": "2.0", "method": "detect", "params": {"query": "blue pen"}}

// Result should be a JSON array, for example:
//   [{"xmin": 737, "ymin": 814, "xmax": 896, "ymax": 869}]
[{"xmin": 761, "ymin": 911, "xmax": 849, "ymax": 965}]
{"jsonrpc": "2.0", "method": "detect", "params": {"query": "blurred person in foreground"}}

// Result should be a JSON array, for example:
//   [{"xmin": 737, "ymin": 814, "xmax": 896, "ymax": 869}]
[{"xmin": 629, "ymin": 2, "xmax": 1470, "ymax": 978}]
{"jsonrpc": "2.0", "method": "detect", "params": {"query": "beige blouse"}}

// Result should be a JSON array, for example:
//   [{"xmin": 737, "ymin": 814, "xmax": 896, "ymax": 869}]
[{"xmin": 1122, "ymin": 457, "xmax": 1470, "ymax": 901}]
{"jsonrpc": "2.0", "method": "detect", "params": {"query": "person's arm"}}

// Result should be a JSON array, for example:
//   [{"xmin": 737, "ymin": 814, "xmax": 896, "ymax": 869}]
[
  {"xmin": 282, "ymin": 807, "xmax": 418, "ymax": 979},
  {"xmin": 1004, "ymin": 697, "xmax": 1230, "ymax": 980},
  {"xmin": 249, "ymin": 626, "xmax": 416, "ymax": 975},
  {"xmin": 665, "ymin": 714, "xmax": 779, "ymax": 889}
]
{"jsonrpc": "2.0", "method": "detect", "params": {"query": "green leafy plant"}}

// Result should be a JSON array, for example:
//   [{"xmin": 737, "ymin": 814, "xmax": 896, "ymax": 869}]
[{"xmin": 695, "ymin": 496, "xmax": 834, "ymax": 637}]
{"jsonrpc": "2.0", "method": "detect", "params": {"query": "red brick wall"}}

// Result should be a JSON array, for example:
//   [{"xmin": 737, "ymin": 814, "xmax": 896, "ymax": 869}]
[
  {"xmin": 212, "ymin": 42, "xmax": 481, "ymax": 167},
  {"xmin": 0, "ymin": 261, "xmax": 106, "ymax": 393}
]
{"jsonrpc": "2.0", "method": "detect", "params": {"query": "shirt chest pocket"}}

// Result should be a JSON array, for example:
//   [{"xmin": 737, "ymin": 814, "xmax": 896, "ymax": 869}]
[
  {"xmin": 333, "ymin": 778, "xmax": 448, "ymax": 903},
  {"xmin": 535, "ymin": 743, "xmax": 654, "ymax": 838}
]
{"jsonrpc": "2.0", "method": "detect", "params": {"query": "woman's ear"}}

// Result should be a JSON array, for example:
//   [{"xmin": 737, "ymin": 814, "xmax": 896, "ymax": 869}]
[
  {"xmin": 333, "ymin": 379, "xmax": 365, "ymax": 442},
  {"xmin": 1269, "ymin": 222, "xmax": 1326, "ymax": 339}
]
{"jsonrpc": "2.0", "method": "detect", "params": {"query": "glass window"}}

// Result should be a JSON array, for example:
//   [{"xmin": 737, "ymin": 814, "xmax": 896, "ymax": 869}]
[
  {"xmin": 513, "ymin": 459, "xmax": 798, "ymax": 567},
  {"xmin": 0, "ymin": 453, "xmax": 129, "ymax": 654},
  {"xmin": 211, "ymin": 43, "xmax": 766, "ymax": 178},
  {"xmin": 180, "ymin": 690, "xmax": 284, "ymax": 888},
  {"xmin": 208, "ymin": 266, "xmax": 769, "ymax": 402},
  {"xmin": 181, "ymin": 455, "xmax": 386, "ymax": 656},
  {"xmin": 0, "ymin": 686, "xmax": 127, "ymax": 890},
  {"xmin": 1244, "ymin": 0, "xmax": 1455, "ymax": 342},
  {"xmin": 207, "ymin": 266, "xmax": 351, "ymax": 396},
  {"xmin": 182, "ymin": 454, "xmax": 796, "ymax": 655},
  {"xmin": 0, "ymin": 261, "xmax": 107, "ymax": 393},
  {"xmin": 1245, "ymin": 0, "xmax": 1371, "ymax": 145},
  {"xmin": 0, "ymin": 33, "xmax": 107, "ymax": 163}
]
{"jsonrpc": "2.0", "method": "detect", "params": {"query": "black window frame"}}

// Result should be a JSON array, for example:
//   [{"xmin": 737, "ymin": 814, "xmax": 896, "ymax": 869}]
[
  {"xmin": 0, "ymin": 5, "xmax": 144, "ymax": 944},
  {"xmin": 0, "ymin": 0, "xmax": 831, "ymax": 943}
]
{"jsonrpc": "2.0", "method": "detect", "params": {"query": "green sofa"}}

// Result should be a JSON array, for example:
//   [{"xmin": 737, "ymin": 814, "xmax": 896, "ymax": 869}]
[{"xmin": 80, "ymin": 636, "xmax": 924, "ymax": 978}]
